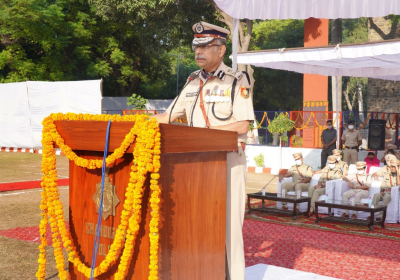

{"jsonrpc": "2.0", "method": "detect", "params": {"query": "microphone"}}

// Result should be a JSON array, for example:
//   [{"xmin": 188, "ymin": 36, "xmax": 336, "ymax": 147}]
[
  {"xmin": 168, "ymin": 72, "xmax": 200, "ymax": 124},
  {"xmin": 189, "ymin": 73, "xmax": 214, "ymax": 127},
  {"xmin": 188, "ymin": 72, "xmax": 198, "ymax": 81}
]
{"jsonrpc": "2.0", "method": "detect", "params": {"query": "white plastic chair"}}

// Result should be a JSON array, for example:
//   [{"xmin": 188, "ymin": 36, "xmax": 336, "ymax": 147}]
[
  {"xmin": 277, "ymin": 174, "xmax": 328, "ymax": 213},
  {"xmin": 332, "ymin": 178, "xmax": 399, "ymax": 223},
  {"xmin": 369, "ymin": 166, "xmax": 381, "ymax": 175},
  {"xmin": 348, "ymin": 164, "xmax": 357, "ymax": 175}
]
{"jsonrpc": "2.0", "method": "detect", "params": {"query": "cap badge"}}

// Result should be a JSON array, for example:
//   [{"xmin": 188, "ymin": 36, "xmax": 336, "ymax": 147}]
[{"xmin": 195, "ymin": 22, "xmax": 204, "ymax": 33}]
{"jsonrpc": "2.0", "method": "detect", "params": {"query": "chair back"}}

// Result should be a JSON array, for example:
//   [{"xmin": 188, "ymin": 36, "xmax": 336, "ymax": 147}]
[
  {"xmin": 348, "ymin": 164, "xmax": 357, "ymax": 175},
  {"xmin": 369, "ymin": 166, "xmax": 381, "ymax": 175}
]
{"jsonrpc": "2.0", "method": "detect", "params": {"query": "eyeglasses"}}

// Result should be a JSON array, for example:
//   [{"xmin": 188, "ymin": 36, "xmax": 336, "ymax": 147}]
[{"xmin": 192, "ymin": 44, "xmax": 222, "ymax": 52}]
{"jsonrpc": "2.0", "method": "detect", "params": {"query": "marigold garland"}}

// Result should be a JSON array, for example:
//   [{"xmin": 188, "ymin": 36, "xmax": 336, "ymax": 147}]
[{"xmin": 37, "ymin": 113, "xmax": 161, "ymax": 280}]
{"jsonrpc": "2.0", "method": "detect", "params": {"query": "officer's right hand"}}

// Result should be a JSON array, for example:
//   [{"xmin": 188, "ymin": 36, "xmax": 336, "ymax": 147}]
[{"xmin": 279, "ymin": 175, "xmax": 283, "ymax": 182}]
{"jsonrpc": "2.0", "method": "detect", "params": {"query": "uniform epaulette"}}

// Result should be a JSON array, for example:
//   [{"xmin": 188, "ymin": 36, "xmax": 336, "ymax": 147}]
[
  {"xmin": 225, "ymin": 68, "xmax": 244, "ymax": 80},
  {"xmin": 242, "ymin": 71, "xmax": 251, "ymax": 85}
]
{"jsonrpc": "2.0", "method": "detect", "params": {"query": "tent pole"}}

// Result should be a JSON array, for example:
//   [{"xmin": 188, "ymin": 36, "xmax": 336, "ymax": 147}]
[
  {"xmin": 336, "ymin": 76, "xmax": 339, "ymax": 149},
  {"xmin": 232, "ymin": 18, "xmax": 239, "ymax": 71}
]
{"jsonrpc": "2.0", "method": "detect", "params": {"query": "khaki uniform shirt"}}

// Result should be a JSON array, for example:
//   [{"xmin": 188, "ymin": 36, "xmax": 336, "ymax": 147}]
[
  {"xmin": 165, "ymin": 62, "xmax": 255, "ymax": 142},
  {"xmin": 337, "ymin": 160, "xmax": 349, "ymax": 177},
  {"xmin": 380, "ymin": 172, "xmax": 398, "ymax": 189},
  {"xmin": 341, "ymin": 129, "xmax": 362, "ymax": 147},
  {"xmin": 374, "ymin": 166, "xmax": 390, "ymax": 177},
  {"xmin": 345, "ymin": 174, "xmax": 372, "ymax": 187},
  {"xmin": 288, "ymin": 163, "xmax": 313, "ymax": 184},
  {"xmin": 318, "ymin": 166, "xmax": 343, "ymax": 183}
]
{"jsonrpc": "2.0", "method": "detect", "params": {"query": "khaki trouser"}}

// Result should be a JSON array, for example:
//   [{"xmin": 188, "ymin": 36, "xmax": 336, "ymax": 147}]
[
  {"xmin": 343, "ymin": 148, "xmax": 358, "ymax": 165},
  {"xmin": 308, "ymin": 186, "xmax": 326, "ymax": 211},
  {"xmin": 281, "ymin": 182, "xmax": 310, "ymax": 206},
  {"xmin": 342, "ymin": 189, "xmax": 369, "ymax": 214},
  {"xmin": 373, "ymin": 192, "xmax": 391, "ymax": 218},
  {"xmin": 225, "ymin": 145, "xmax": 246, "ymax": 280}
]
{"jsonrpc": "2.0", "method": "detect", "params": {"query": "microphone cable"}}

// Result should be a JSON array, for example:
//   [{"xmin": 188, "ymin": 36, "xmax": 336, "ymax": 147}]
[
  {"xmin": 189, "ymin": 73, "xmax": 214, "ymax": 127},
  {"xmin": 168, "ymin": 72, "xmax": 200, "ymax": 124}
]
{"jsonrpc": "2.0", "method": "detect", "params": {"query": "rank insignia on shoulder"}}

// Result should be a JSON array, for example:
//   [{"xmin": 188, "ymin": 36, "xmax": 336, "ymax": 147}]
[
  {"xmin": 240, "ymin": 87, "xmax": 250, "ymax": 99},
  {"xmin": 216, "ymin": 70, "xmax": 225, "ymax": 79}
]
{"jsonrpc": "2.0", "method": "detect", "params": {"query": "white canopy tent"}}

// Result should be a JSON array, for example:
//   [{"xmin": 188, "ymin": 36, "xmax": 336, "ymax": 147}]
[
  {"xmin": 214, "ymin": 0, "xmax": 400, "ymax": 20},
  {"xmin": 232, "ymin": 39, "xmax": 400, "ymax": 147},
  {"xmin": 216, "ymin": 0, "xmax": 400, "ymax": 70},
  {"xmin": 234, "ymin": 39, "xmax": 400, "ymax": 81}
]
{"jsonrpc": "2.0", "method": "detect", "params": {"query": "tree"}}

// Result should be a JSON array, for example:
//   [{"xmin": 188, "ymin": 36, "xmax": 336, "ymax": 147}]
[
  {"xmin": 342, "ymin": 77, "xmax": 368, "ymax": 111},
  {"xmin": 203, "ymin": 1, "xmax": 255, "ymax": 91},
  {"xmin": 331, "ymin": 19, "xmax": 343, "ymax": 113},
  {"xmin": 341, "ymin": 18, "xmax": 369, "ymax": 112},
  {"xmin": 127, "ymin": 93, "xmax": 148, "ymax": 109},
  {"xmin": 250, "ymin": 20, "xmax": 305, "ymax": 111},
  {"xmin": 0, "ymin": 0, "xmax": 217, "ymax": 98},
  {"xmin": 89, "ymin": 0, "xmax": 217, "ymax": 97},
  {"xmin": 267, "ymin": 112, "xmax": 295, "ymax": 168}
]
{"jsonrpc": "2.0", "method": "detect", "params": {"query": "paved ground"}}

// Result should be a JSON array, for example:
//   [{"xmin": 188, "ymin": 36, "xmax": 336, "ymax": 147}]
[{"xmin": 246, "ymin": 173, "xmax": 278, "ymax": 194}]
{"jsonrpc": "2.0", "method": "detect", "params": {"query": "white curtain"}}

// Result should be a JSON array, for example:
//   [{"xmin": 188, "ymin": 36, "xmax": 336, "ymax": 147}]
[
  {"xmin": 0, "ymin": 80, "xmax": 102, "ymax": 148},
  {"xmin": 0, "ymin": 82, "xmax": 33, "ymax": 148}
]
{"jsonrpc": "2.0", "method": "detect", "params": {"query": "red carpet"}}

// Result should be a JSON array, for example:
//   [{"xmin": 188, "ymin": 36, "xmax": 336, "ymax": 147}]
[
  {"xmin": 0, "ymin": 178, "xmax": 69, "ymax": 192},
  {"xmin": 246, "ymin": 200, "xmax": 400, "ymax": 241},
  {"xmin": 0, "ymin": 223, "xmax": 69, "ymax": 246},
  {"xmin": 2, "ymin": 219, "xmax": 400, "ymax": 279},
  {"xmin": 244, "ymin": 219, "xmax": 400, "ymax": 280}
]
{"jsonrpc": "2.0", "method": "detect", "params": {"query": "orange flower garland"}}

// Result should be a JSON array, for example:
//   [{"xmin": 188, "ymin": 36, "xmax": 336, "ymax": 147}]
[{"xmin": 37, "ymin": 113, "xmax": 161, "ymax": 280}]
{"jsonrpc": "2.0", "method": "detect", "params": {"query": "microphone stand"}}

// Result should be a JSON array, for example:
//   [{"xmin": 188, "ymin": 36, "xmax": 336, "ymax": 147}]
[{"xmin": 168, "ymin": 72, "xmax": 200, "ymax": 124}]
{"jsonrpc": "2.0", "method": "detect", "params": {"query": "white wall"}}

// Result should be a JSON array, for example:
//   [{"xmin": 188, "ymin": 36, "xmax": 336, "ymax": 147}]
[
  {"xmin": 245, "ymin": 145, "xmax": 386, "ymax": 174},
  {"xmin": 102, "ymin": 97, "xmax": 173, "ymax": 111}
]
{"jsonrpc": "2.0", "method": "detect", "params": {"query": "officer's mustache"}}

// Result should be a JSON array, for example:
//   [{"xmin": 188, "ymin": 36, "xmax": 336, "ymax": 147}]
[{"xmin": 196, "ymin": 55, "xmax": 206, "ymax": 60}]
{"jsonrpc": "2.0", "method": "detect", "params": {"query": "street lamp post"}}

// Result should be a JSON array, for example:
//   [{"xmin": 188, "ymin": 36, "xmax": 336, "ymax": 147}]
[{"xmin": 166, "ymin": 53, "xmax": 179, "ymax": 96}]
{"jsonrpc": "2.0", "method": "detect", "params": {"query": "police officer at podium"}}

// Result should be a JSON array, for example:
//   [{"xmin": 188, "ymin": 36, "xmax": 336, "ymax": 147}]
[{"xmin": 152, "ymin": 21, "xmax": 254, "ymax": 280}]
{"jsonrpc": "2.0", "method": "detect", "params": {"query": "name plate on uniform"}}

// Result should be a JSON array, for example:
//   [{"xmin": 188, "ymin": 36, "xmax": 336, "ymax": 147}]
[{"xmin": 186, "ymin": 92, "xmax": 198, "ymax": 97}]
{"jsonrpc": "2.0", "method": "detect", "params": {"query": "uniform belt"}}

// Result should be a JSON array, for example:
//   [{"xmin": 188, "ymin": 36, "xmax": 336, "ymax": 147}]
[{"xmin": 345, "ymin": 146, "xmax": 357, "ymax": 149}]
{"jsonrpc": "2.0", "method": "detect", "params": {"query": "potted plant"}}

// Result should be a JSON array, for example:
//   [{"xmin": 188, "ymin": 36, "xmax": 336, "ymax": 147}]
[
  {"xmin": 267, "ymin": 113, "xmax": 295, "ymax": 169},
  {"xmin": 246, "ymin": 121, "xmax": 256, "ymax": 144},
  {"xmin": 254, "ymin": 153, "xmax": 264, "ymax": 173}
]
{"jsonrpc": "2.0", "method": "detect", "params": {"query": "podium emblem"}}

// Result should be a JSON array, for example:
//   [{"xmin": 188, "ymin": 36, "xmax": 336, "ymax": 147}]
[{"xmin": 92, "ymin": 173, "xmax": 120, "ymax": 221}]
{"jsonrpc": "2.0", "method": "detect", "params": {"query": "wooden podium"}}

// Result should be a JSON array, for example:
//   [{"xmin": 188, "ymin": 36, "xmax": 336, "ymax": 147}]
[{"xmin": 55, "ymin": 121, "xmax": 238, "ymax": 280}]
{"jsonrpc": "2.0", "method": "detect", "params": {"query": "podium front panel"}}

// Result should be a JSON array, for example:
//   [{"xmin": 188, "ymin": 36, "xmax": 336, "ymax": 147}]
[{"xmin": 69, "ymin": 150, "xmax": 227, "ymax": 280}]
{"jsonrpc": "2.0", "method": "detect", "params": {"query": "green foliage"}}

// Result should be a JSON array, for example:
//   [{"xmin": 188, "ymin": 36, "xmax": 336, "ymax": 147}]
[
  {"xmin": 90, "ymin": 0, "xmax": 174, "ymax": 21},
  {"xmin": 141, "ymin": 46, "xmax": 201, "ymax": 99},
  {"xmin": 0, "ymin": 0, "xmax": 215, "ymax": 97},
  {"xmin": 250, "ymin": 20, "xmax": 304, "ymax": 111},
  {"xmin": 342, "ymin": 77, "xmax": 368, "ymax": 111},
  {"xmin": 290, "ymin": 135, "xmax": 303, "ymax": 147},
  {"xmin": 249, "ymin": 121, "xmax": 254, "ymax": 131},
  {"xmin": 342, "ymin": 18, "xmax": 368, "ymax": 44},
  {"xmin": 127, "ymin": 93, "xmax": 148, "ymax": 109},
  {"xmin": 267, "ymin": 112, "xmax": 295, "ymax": 136},
  {"xmin": 254, "ymin": 153, "xmax": 264, "ymax": 167}
]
